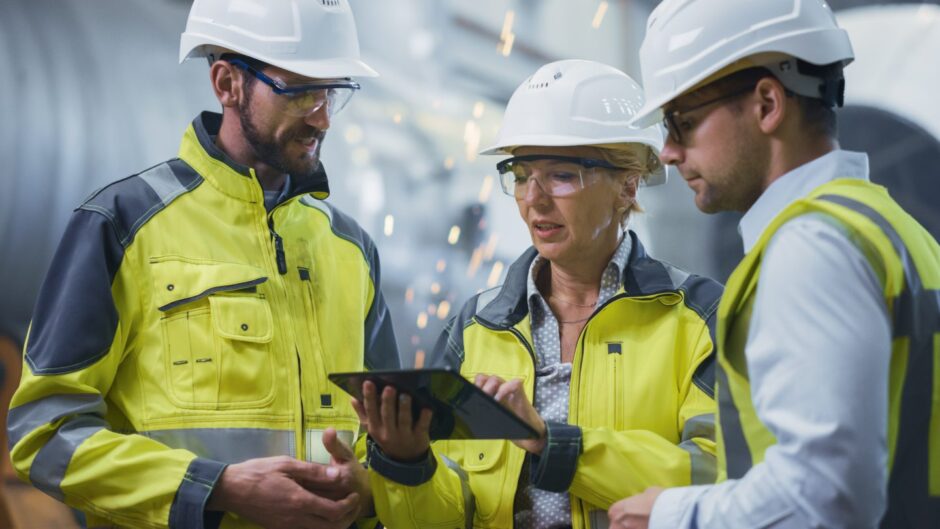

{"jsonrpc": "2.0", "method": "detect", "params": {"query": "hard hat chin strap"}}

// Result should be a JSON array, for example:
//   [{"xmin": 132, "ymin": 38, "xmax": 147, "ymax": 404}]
[{"xmin": 763, "ymin": 58, "xmax": 846, "ymax": 108}]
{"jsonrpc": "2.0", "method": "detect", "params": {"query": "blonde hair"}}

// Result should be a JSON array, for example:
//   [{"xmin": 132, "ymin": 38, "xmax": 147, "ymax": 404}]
[{"xmin": 596, "ymin": 144, "xmax": 663, "ymax": 223}]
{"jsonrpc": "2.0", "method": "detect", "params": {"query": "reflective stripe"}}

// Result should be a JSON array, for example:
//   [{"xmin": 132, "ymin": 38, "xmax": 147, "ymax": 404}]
[
  {"xmin": 440, "ymin": 455, "xmax": 475, "ymax": 529},
  {"xmin": 30, "ymin": 415, "xmax": 106, "ymax": 501},
  {"xmin": 143, "ymin": 428, "xmax": 295, "ymax": 464},
  {"xmin": 589, "ymin": 509, "xmax": 611, "ymax": 529},
  {"xmin": 817, "ymin": 194, "xmax": 940, "ymax": 523},
  {"xmin": 7, "ymin": 393, "xmax": 106, "ymax": 449},
  {"xmin": 139, "ymin": 163, "xmax": 189, "ymax": 208},
  {"xmin": 305, "ymin": 429, "xmax": 355, "ymax": 464},
  {"xmin": 679, "ymin": 413, "xmax": 717, "ymax": 484},
  {"xmin": 717, "ymin": 365, "xmax": 752, "ymax": 479}
]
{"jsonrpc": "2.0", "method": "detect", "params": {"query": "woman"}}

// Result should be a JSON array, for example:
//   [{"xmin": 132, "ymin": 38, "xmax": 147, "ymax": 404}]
[{"xmin": 357, "ymin": 60, "xmax": 721, "ymax": 529}]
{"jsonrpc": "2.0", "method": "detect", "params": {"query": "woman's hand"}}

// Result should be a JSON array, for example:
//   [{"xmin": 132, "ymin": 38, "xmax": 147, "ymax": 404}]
[
  {"xmin": 350, "ymin": 380, "xmax": 432, "ymax": 462},
  {"xmin": 474, "ymin": 375, "xmax": 547, "ymax": 454}
]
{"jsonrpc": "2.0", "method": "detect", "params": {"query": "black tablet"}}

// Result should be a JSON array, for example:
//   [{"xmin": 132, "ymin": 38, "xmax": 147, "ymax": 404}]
[{"xmin": 328, "ymin": 368, "xmax": 540, "ymax": 440}]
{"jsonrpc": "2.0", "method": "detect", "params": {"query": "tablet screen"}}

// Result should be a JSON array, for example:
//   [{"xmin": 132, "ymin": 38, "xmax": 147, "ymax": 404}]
[{"xmin": 328, "ymin": 368, "xmax": 540, "ymax": 440}]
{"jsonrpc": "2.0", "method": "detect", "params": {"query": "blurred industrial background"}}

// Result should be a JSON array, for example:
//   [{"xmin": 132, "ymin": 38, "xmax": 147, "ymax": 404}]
[{"xmin": 0, "ymin": 1, "xmax": 939, "ymax": 526}]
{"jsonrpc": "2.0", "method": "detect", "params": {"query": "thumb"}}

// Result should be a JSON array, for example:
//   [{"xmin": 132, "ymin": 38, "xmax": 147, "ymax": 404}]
[{"xmin": 322, "ymin": 428, "xmax": 355, "ymax": 464}]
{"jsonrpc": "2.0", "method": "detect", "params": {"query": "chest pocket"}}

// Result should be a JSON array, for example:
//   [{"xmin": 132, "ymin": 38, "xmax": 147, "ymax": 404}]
[{"xmin": 151, "ymin": 257, "xmax": 275, "ymax": 410}]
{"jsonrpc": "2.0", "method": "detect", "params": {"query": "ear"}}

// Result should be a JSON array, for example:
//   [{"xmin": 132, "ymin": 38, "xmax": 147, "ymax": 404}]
[
  {"xmin": 209, "ymin": 60, "xmax": 243, "ymax": 109},
  {"xmin": 615, "ymin": 172, "xmax": 639, "ymax": 211},
  {"xmin": 621, "ymin": 173, "xmax": 639, "ymax": 202},
  {"xmin": 753, "ymin": 76, "xmax": 788, "ymax": 135}
]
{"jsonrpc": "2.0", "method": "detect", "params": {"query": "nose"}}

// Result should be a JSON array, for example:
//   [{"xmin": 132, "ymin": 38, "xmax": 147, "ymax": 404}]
[
  {"xmin": 305, "ymin": 103, "xmax": 331, "ymax": 130},
  {"xmin": 658, "ymin": 134, "xmax": 683, "ymax": 167},
  {"xmin": 520, "ymin": 175, "xmax": 550, "ymax": 205}
]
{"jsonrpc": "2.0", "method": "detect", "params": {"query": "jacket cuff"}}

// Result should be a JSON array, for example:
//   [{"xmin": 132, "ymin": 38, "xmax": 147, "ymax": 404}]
[
  {"xmin": 529, "ymin": 422, "xmax": 582, "ymax": 492},
  {"xmin": 169, "ymin": 457, "xmax": 228, "ymax": 529},
  {"xmin": 367, "ymin": 437, "xmax": 437, "ymax": 486}
]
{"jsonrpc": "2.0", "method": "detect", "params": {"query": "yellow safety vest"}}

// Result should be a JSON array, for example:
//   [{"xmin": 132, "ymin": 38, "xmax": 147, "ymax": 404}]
[{"xmin": 716, "ymin": 178, "xmax": 940, "ymax": 527}]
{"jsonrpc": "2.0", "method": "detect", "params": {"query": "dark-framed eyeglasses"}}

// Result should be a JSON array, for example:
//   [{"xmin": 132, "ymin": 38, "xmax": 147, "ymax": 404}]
[
  {"xmin": 495, "ymin": 154, "xmax": 625, "ymax": 198},
  {"xmin": 662, "ymin": 84, "xmax": 756, "ymax": 144},
  {"xmin": 227, "ymin": 57, "xmax": 360, "ymax": 118}
]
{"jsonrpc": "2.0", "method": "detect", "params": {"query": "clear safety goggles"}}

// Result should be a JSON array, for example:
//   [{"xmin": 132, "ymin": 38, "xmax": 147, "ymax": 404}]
[
  {"xmin": 228, "ymin": 57, "xmax": 360, "ymax": 118},
  {"xmin": 495, "ymin": 155, "xmax": 623, "ymax": 198}
]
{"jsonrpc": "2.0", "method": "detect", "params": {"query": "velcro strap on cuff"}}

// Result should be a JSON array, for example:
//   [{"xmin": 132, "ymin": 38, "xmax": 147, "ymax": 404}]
[
  {"xmin": 529, "ymin": 422, "xmax": 581, "ymax": 492},
  {"xmin": 366, "ymin": 437, "xmax": 437, "ymax": 486}
]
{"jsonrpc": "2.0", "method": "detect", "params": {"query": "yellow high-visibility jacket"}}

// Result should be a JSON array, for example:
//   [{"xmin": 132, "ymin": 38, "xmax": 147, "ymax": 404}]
[
  {"xmin": 716, "ymin": 179, "xmax": 940, "ymax": 527},
  {"xmin": 7, "ymin": 112, "xmax": 399, "ymax": 529},
  {"xmin": 369, "ymin": 234, "xmax": 721, "ymax": 528}
]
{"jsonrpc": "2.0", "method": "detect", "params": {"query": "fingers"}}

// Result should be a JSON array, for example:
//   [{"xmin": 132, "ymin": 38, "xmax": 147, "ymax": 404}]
[
  {"xmin": 322, "ymin": 428, "xmax": 355, "ymax": 464},
  {"xmin": 397, "ymin": 393, "xmax": 414, "ymax": 432},
  {"xmin": 379, "ymin": 385, "xmax": 398, "ymax": 432},
  {"xmin": 474, "ymin": 374, "xmax": 505, "ymax": 396},
  {"xmin": 415, "ymin": 407, "xmax": 433, "ymax": 436},
  {"xmin": 295, "ymin": 489, "xmax": 361, "ymax": 523},
  {"xmin": 493, "ymin": 378, "xmax": 525, "ymax": 403},
  {"xmin": 361, "ymin": 381, "xmax": 382, "ymax": 434},
  {"xmin": 350, "ymin": 397, "xmax": 367, "ymax": 423}
]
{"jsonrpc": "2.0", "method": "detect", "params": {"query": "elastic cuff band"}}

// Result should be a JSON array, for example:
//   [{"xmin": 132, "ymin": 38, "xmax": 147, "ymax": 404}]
[
  {"xmin": 529, "ymin": 422, "xmax": 581, "ymax": 492},
  {"xmin": 366, "ymin": 437, "xmax": 437, "ymax": 486}
]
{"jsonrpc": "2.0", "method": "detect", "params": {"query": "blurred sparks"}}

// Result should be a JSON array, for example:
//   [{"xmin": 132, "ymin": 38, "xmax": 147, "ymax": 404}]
[
  {"xmin": 430, "ymin": 282, "xmax": 441, "ymax": 294},
  {"xmin": 483, "ymin": 233, "xmax": 500, "ymax": 260},
  {"xmin": 467, "ymin": 246, "xmax": 484, "ymax": 277},
  {"xmin": 414, "ymin": 350, "xmax": 426, "ymax": 368},
  {"xmin": 344, "ymin": 124, "xmax": 363, "ymax": 144},
  {"xmin": 444, "ymin": 156, "xmax": 455, "ymax": 170},
  {"xmin": 499, "ymin": 10, "xmax": 516, "ymax": 56},
  {"xmin": 393, "ymin": 112, "xmax": 403, "ymax": 124},
  {"xmin": 437, "ymin": 300, "xmax": 451, "ymax": 319},
  {"xmin": 464, "ymin": 120, "xmax": 481, "ymax": 161},
  {"xmin": 447, "ymin": 225, "xmax": 461, "ymax": 245},
  {"xmin": 383, "ymin": 215, "xmax": 394, "ymax": 236},
  {"xmin": 405, "ymin": 287, "xmax": 415, "ymax": 303},
  {"xmin": 592, "ymin": 2, "xmax": 609, "ymax": 29},
  {"xmin": 487, "ymin": 261, "xmax": 505, "ymax": 288},
  {"xmin": 472, "ymin": 102, "xmax": 485, "ymax": 119},
  {"xmin": 436, "ymin": 259, "xmax": 447, "ymax": 273},
  {"xmin": 417, "ymin": 312, "xmax": 428, "ymax": 329},
  {"xmin": 478, "ymin": 175, "xmax": 494, "ymax": 203}
]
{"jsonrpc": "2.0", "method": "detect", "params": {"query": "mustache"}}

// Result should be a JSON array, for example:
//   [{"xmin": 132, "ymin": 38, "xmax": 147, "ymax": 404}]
[{"xmin": 289, "ymin": 127, "xmax": 327, "ymax": 143}]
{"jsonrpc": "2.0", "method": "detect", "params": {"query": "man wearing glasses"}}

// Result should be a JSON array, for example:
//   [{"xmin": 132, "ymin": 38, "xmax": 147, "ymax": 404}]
[
  {"xmin": 609, "ymin": 1, "xmax": 940, "ymax": 528},
  {"xmin": 7, "ymin": 1, "xmax": 398, "ymax": 528}
]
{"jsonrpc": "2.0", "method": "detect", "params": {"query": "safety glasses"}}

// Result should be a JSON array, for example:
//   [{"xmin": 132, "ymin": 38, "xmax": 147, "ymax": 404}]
[
  {"xmin": 228, "ymin": 58, "xmax": 360, "ymax": 118},
  {"xmin": 662, "ymin": 84, "xmax": 756, "ymax": 144},
  {"xmin": 495, "ymin": 155, "xmax": 623, "ymax": 198}
]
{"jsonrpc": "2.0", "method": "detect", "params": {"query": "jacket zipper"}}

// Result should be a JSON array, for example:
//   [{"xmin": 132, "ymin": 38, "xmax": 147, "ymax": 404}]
[
  {"xmin": 269, "ymin": 218, "xmax": 287, "ymax": 275},
  {"xmin": 263, "ymin": 200, "xmax": 303, "ymax": 458}
]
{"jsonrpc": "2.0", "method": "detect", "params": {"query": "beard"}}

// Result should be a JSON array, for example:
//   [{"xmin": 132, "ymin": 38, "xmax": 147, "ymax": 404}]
[{"xmin": 238, "ymin": 91, "xmax": 326, "ymax": 179}]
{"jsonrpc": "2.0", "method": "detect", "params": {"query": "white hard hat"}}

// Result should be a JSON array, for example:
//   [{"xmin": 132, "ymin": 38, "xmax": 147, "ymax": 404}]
[
  {"xmin": 180, "ymin": 0, "xmax": 378, "ymax": 79},
  {"xmin": 632, "ymin": 0, "xmax": 854, "ymax": 128},
  {"xmin": 481, "ymin": 59, "xmax": 667, "ymax": 186}
]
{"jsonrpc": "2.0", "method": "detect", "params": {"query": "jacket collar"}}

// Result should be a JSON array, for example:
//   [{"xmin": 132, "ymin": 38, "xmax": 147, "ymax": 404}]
[
  {"xmin": 476, "ymin": 231, "xmax": 687, "ymax": 328},
  {"xmin": 177, "ymin": 112, "xmax": 331, "ymax": 204}
]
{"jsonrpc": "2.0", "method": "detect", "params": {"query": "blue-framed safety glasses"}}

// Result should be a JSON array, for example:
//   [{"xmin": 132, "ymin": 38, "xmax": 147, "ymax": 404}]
[
  {"xmin": 227, "ymin": 57, "xmax": 361, "ymax": 118},
  {"xmin": 495, "ymin": 154, "xmax": 624, "ymax": 198}
]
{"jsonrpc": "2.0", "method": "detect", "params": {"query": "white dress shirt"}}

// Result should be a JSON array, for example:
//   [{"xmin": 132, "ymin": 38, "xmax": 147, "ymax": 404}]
[{"xmin": 650, "ymin": 150, "xmax": 892, "ymax": 528}]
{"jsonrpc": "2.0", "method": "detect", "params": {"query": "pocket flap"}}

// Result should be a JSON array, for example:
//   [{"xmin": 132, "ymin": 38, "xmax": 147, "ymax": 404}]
[
  {"xmin": 151, "ymin": 257, "xmax": 268, "ymax": 311},
  {"xmin": 209, "ymin": 296, "xmax": 274, "ymax": 343},
  {"xmin": 462, "ymin": 439, "xmax": 506, "ymax": 471}
]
